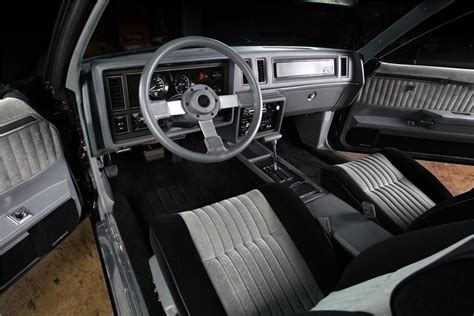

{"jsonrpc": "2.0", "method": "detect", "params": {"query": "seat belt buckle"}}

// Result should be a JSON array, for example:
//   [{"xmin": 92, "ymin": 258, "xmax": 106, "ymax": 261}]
[{"xmin": 362, "ymin": 202, "xmax": 377, "ymax": 220}]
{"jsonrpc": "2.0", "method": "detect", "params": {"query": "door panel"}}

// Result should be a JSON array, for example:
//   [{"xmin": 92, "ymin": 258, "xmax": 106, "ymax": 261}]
[
  {"xmin": 0, "ymin": 96, "xmax": 81, "ymax": 290},
  {"xmin": 337, "ymin": 62, "xmax": 474, "ymax": 162}
]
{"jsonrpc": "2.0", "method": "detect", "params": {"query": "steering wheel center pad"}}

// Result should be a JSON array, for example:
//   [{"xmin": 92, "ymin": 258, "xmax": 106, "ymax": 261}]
[{"xmin": 182, "ymin": 84, "xmax": 220, "ymax": 121}]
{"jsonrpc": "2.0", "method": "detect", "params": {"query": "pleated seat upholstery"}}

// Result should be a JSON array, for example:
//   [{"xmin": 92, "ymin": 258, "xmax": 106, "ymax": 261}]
[
  {"xmin": 148, "ymin": 183, "xmax": 474, "ymax": 315},
  {"xmin": 149, "ymin": 183, "xmax": 342, "ymax": 316},
  {"xmin": 179, "ymin": 189, "xmax": 323, "ymax": 315},
  {"xmin": 0, "ymin": 97, "xmax": 63, "ymax": 193},
  {"xmin": 335, "ymin": 153, "xmax": 435, "ymax": 229},
  {"xmin": 322, "ymin": 148, "xmax": 474, "ymax": 234}
]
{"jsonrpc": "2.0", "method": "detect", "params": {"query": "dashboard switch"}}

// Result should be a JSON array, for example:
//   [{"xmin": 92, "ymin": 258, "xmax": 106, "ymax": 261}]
[
  {"xmin": 113, "ymin": 115, "xmax": 129, "ymax": 134},
  {"xmin": 131, "ymin": 112, "xmax": 148, "ymax": 131}
]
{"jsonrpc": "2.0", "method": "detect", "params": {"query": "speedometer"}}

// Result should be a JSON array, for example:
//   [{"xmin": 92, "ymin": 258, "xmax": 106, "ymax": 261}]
[
  {"xmin": 149, "ymin": 74, "xmax": 169, "ymax": 99},
  {"xmin": 174, "ymin": 74, "xmax": 192, "ymax": 94}
]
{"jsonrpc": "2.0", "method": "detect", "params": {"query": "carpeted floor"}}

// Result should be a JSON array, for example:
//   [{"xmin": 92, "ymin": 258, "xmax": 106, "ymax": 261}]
[
  {"xmin": 109, "ymin": 148, "xmax": 264, "ymax": 314},
  {"xmin": 1, "ymin": 150, "xmax": 472, "ymax": 316}
]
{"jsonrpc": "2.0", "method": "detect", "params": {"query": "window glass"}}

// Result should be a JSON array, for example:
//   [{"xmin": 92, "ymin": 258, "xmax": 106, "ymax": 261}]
[
  {"xmin": 380, "ymin": 6, "xmax": 474, "ymax": 69},
  {"xmin": 85, "ymin": 0, "xmax": 419, "ymax": 58}
]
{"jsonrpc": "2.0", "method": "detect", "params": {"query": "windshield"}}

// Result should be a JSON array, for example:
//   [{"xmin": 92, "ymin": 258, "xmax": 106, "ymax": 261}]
[{"xmin": 85, "ymin": 0, "xmax": 420, "ymax": 58}]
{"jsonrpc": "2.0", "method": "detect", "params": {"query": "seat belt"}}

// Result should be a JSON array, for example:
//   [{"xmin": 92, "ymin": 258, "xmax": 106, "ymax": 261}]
[{"xmin": 362, "ymin": 201, "xmax": 377, "ymax": 221}]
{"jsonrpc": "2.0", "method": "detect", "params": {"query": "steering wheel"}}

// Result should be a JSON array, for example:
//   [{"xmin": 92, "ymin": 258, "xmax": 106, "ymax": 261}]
[{"xmin": 139, "ymin": 36, "xmax": 263, "ymax": 163}]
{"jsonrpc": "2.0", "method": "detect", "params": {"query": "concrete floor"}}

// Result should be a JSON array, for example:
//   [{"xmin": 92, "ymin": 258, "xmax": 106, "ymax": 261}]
[
  {"xmin": 0, "ymin": 155, "xmax": 472, "ymax": 315},
  {"xmin": 0, "ymin": 219, "xmax": 113, "ymax": 316}
]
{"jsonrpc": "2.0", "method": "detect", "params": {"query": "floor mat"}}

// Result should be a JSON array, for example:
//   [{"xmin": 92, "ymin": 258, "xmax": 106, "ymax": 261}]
[
  {"xmin": 109, "ymin": 148, "xmax": 264, "ymax": 313},
  {"xmin": 141, "ymin": 183, "xmax": 213, "ymax": 221},
  {"xmin": 114, "ymin": 195, "xmax": 164, "ymax": 316}
]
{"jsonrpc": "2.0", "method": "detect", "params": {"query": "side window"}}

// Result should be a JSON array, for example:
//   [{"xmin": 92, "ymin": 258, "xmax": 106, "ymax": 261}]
[{"xmin": 381, "ymin": 11, "xmax": 474, "ymax": 69}]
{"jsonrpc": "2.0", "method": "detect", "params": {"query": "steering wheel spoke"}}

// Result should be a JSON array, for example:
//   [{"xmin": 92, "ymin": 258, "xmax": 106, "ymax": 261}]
[
  {"xmin": 199, "ymin": 119, "xmax": 226, "ymax": 154},
  {"xmin": 219, "ymin": 91, "xmax": 255, "ymax": 109},
  {"xmin": 140, "ymin": 36, "xmax": 262, "ymax": 163},
  {"xmin": 150, "ymin": 100, "xmax": 185, "ymax": 119}
]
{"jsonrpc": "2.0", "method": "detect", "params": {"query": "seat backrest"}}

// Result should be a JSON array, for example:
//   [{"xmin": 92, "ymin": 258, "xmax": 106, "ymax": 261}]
[
  {"xmin": 313, "ymin": 235, "xmax": 474, "ymax": 315},
  {"xmin": 337, "ymin": 153, "xmax": 436, "ymax": 230},
  {"xmin": 149, "ymin": 183, "xmax": 342, "ymax": 316},
  {"xmin": 180, "ymin": 189, "xmax": 323, "ymax": 315}
]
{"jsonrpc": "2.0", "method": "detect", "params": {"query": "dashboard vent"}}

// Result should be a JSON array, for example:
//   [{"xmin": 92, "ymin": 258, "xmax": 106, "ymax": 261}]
[
  {"xmin": 256, "ymin": 58, "xmax": 266, "ymax": 83},
  {"xmin": 107, "ymin": 76, "xmax": 126, "ymax": 111},
  {"xmin": 242, "ymin": 59, "xmax": 252, "ymax": 85},
  {"xmin": 340, "ymin": 57, "xmax": 348, "ymax": 77}
]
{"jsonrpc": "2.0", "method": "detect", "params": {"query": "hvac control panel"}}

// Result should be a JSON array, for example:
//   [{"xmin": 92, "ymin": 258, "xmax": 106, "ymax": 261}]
[{"xmin": 238, "ymin": 101, "xmax": 284, "ymax": 137}]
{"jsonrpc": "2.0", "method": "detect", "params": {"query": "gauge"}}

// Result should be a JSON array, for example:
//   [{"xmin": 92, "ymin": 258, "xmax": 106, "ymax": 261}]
[
  {"xmin": 149, "ymin": 74, "xmax": 169, "ymax": 99},
  {"xmin": 174, "ymin": 74, "xmax": 192, "ymax": 94},
  {"xmin": 211, "ymin": 70, "xmax": 223, "ymax": 80}
]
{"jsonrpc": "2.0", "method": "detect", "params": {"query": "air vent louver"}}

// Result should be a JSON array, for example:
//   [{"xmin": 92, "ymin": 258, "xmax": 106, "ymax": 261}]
[
  {"xmin": 340, "ymin": 57, "xmax": 348, "ymax": 77},
  {"xmin": 256, "ymin": 58, "xmax": 266, "ymax": 83},
  {"xmin": 243, "ymin": 59, "xmax": 252, "ymax": 84},
  {"xmin": 107, "ymin": 76, "xmax": 126, "ymax": 111}
]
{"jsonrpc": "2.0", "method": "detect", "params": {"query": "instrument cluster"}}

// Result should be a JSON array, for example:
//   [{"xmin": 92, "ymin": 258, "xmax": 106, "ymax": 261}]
[{"xmin": 148, "ymin": 64, "xmax": 227, "ymax": 100}]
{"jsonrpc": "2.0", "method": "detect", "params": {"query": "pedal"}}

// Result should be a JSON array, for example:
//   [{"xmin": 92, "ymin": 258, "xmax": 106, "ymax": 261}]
[
  {"xmin": 104, "ymin": 165, "xmax": 118, "ymax": 178},
  {"xmin": 143, "ymin": 147, "xmax": 165, "ymax": 162}
]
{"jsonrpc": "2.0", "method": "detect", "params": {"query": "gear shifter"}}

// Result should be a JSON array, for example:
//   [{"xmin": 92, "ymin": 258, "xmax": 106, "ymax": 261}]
[
  {"xmin": 271, "ymin": 138, "xmax": 279, "ymax": 170},
  {"xmin": 263, "ymin": 133, "xmax": 282, "ymax": 170},
  {"xmin": 261, "ymin": 133, "xmax": 292, "ymax": 182}
]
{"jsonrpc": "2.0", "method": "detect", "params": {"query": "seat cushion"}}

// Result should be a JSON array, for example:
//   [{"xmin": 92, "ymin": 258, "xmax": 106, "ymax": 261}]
[
  {"xmin": 181, "ymin": 189, "xmax": 322, "ymax": 315},
  {"xmin": 321, "ymin": 149, "xmax": 451, "ymax": 234},
  {"xmin": 149, "ymin": 183, "xmax": 341, "ymax": 316}
]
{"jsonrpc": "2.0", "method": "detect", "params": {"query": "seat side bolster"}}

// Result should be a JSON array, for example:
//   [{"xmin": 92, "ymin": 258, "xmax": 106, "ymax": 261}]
[
  {"xmin": 380, "ymin": 148, "xmax": 453, "ymax": 203},
  {"xmin": 149, "ymin": 214, "xmax": 226, "ymax": 316},
  {"xmin": 407, "ymin": 189, "xmax": 474, "ymax": 231},
  {"xmin": 321, "ymin": 166, "xmax": 366, "ymax": 212},
  {"xmin": 321, "ymin": 166, "xmax": 404, "ymax": 235},
  {"xmin": 259, "ymin": 183, "xmax": 342, "ymax": 295},
  {"xmin": 336, "ymin": 220, "xmax": 474, "ymax": 291}
]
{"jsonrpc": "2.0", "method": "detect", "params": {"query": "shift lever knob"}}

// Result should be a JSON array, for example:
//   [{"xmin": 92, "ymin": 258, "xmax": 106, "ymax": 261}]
[{"xmin": 263, "ymin": 133, "xmax": 282, "ymax": 171}]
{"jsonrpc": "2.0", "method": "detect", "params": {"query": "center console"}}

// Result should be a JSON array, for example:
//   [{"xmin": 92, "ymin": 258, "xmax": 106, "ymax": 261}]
[
  {"xmin": 238, "ymin": 138, "xmax": 393, "ymax": 257},
  {"xmin": 238, "ymin": 101, "xmax": 284, "ymax": 138},
  {"xmin": 238, "ymin": 140, "xmax": 323, "ymax": 202}
]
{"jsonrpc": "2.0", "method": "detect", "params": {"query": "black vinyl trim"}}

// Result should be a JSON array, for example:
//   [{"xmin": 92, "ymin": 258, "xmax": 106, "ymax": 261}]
[
  {"xmin": 407, "ymin": 189, "xmax": 474, "ymax": 231},
  {"xmin": 149, "ymin": 214, "xmax": 226, "ymax": 316},
  {"xmin": 0, "ymin": 116, "xmax": 37, "ymax": 135},
  {"xmin": 391, "ymin": 238, "xmax": 474, "ymax": 316},
  {"xmin": 336, "ymin": 220, "xmax": 474, "ymax": 291},
  {"xmin": 1, "ymin": 199, "xmax": 79, "ymax": 291},
  {"xmin": 259, "ymin": 183, "xmax": 341, "ymax": 295}
]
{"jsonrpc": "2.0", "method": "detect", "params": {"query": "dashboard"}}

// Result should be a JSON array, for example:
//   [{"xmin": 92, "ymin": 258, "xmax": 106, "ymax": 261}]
[
  {"xmin": 103, "ymin": 62, "xmax": 230, "ymax": 142},
  {"xmin": 83, "ymin": 46, "xmax": 364, "ymax": 155}
]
